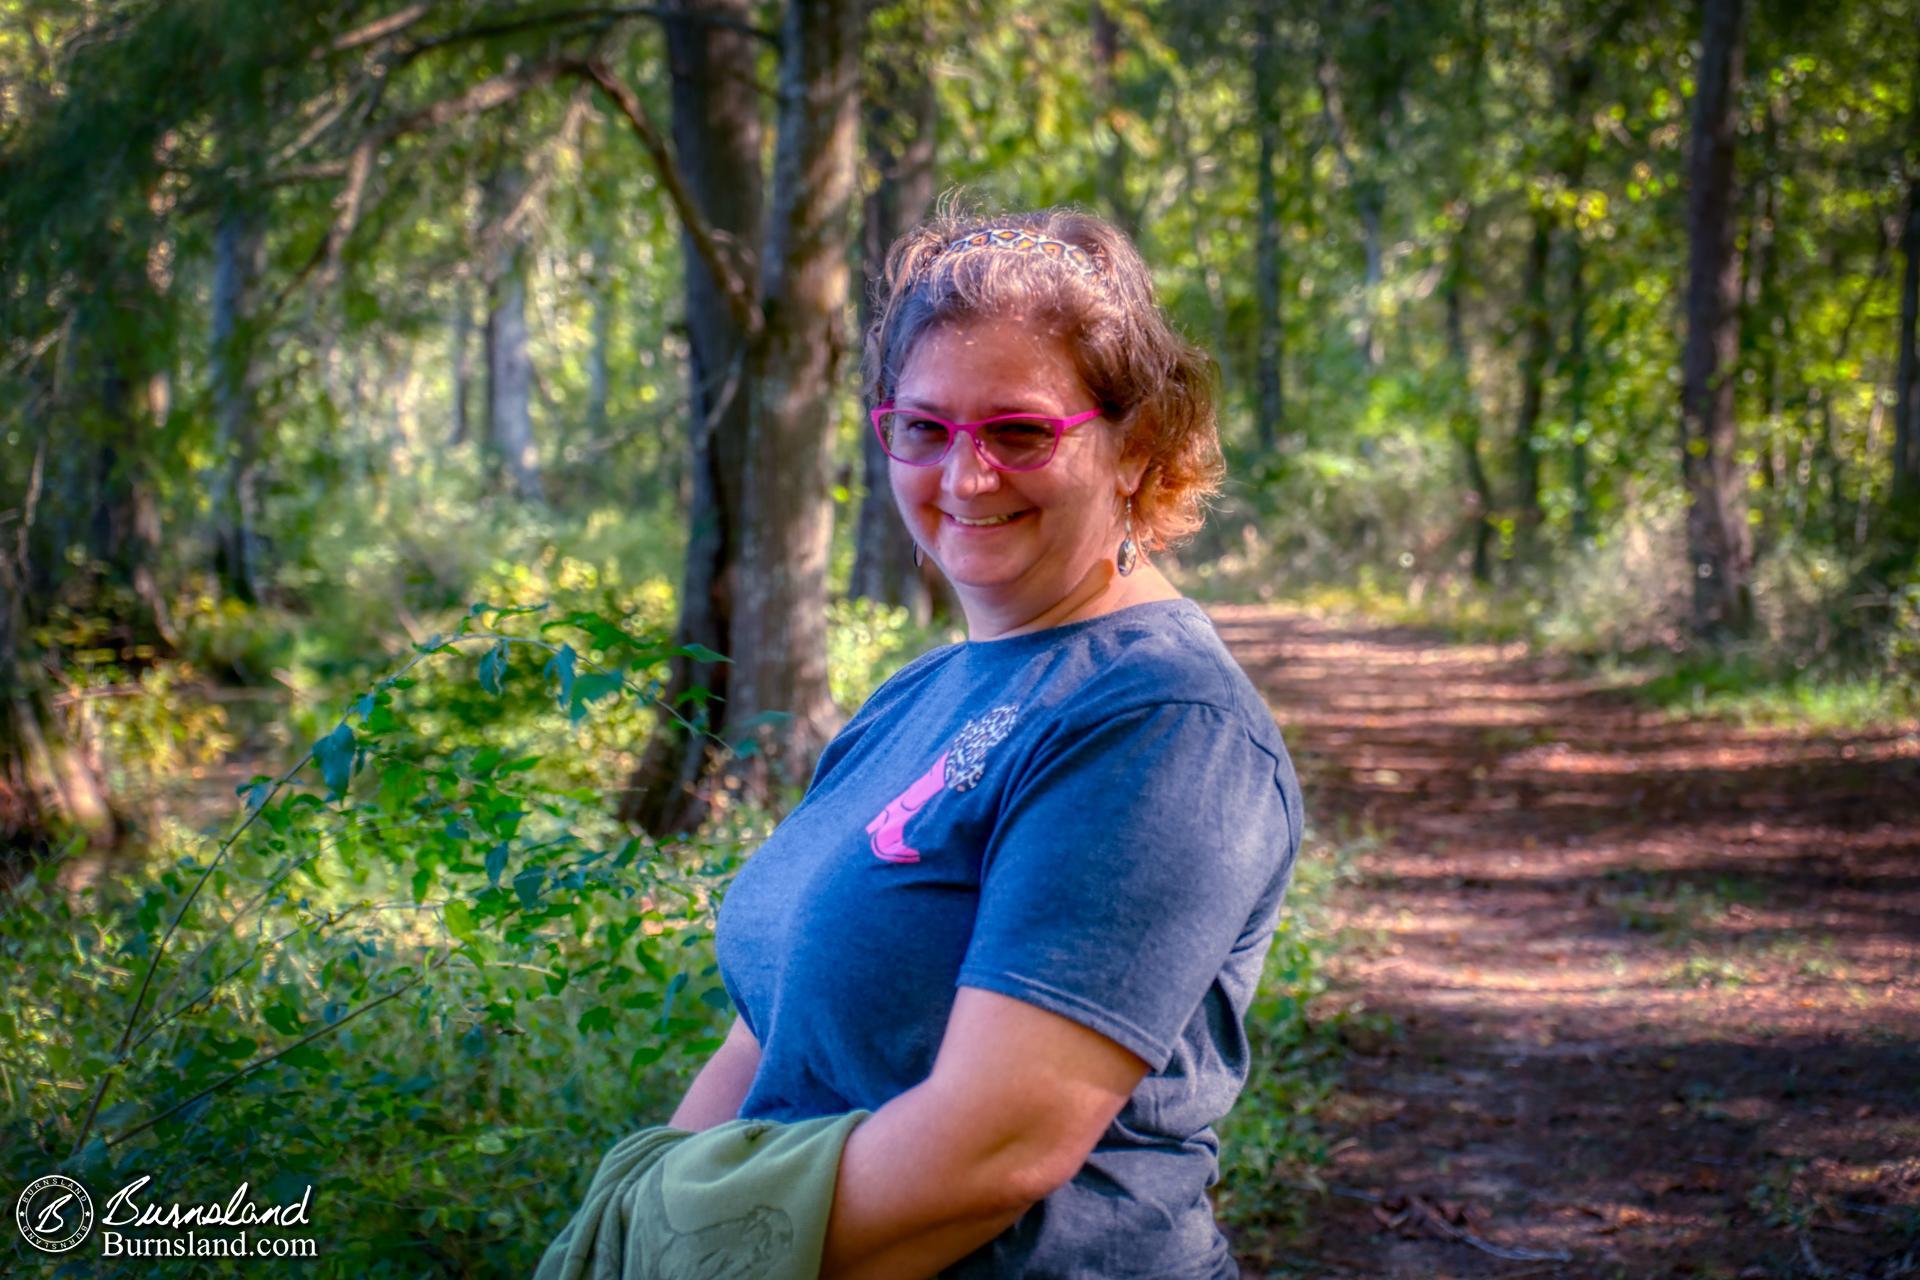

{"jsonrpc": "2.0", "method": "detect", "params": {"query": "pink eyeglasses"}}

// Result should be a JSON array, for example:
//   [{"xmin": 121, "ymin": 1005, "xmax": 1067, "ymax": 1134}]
[{"xmin": 870, "ymin": 404, "xmax": 1103, "ymax": 472}]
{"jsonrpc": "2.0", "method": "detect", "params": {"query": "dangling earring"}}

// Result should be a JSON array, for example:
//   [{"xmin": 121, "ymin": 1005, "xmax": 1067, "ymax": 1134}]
[
  {"xmin": 1116, "ymin": 496, "xmax": 1139, "ymax": 577},
  {"xmin": 913, "ymin": 543, "xmax": 924, "ymax": 569}
]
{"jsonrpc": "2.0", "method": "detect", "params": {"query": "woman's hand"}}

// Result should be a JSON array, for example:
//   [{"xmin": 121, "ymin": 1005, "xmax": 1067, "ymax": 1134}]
[
  {"xmin": 818, "ymin": 986, "xmax": 1149, "ymax": 1280},
  {"xmin": 668, "ymin": 1015, "xmax": 762, "ymax": 1131}
]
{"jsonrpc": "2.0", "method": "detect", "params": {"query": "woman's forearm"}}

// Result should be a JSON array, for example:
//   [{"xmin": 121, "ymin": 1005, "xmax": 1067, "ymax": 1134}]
[
  {"xmin": 669, "ymin": 1019, "xmax": 761, "ymax": 1131},
  {"xmin": 817, "ymin": 1075, "xmax": 1051, "ymax": 1280}
]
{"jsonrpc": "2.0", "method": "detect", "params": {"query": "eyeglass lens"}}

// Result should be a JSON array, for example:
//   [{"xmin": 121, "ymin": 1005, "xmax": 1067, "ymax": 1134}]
[{"xmin": 877, "ymin": 412, "xmax": 1056, "ymax": 469}]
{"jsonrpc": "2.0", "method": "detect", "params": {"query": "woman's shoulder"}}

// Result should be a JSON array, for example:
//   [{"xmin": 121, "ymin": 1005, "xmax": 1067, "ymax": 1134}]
[{"xmin": 1050, "ymin": 599, "xmax": 1276, "ymax": 731}]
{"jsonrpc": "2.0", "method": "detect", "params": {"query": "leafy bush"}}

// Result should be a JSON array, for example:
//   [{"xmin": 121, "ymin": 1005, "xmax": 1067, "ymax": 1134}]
[{"xmin": 2, "ymin": 603, "xmax": 744, "ymax": 1277}]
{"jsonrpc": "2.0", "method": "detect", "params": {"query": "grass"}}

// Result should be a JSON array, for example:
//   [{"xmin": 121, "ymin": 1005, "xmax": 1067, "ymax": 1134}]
[
  {"xmin": 1600, "ymin": 870, "xmax": 1767, "ymax": 943},
  {"xmin": 1228, "ymin": 564, "xmax": 1920, "ymax": 735},
  {"xmin": 1595, "ymin": 649, "xmax": 1919, "ymax": 731}
]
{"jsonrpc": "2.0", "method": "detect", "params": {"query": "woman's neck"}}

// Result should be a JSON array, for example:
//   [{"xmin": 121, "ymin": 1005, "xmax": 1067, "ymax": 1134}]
[{"xmin": 962, "ymin": 560, "xmax": 1182, "ymax": 642}]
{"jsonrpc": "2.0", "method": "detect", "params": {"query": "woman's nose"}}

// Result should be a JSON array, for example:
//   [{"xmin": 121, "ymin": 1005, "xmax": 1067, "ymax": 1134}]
[{"xmin": 941, "ymin": 432, "xmax": 1001, "ymax": 496}]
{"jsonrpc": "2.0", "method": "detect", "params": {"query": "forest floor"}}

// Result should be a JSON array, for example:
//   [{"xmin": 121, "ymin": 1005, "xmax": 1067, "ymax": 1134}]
[{"xmin": 1215, "ymin": 605, "xmax": 1920, "ymax": 1280}]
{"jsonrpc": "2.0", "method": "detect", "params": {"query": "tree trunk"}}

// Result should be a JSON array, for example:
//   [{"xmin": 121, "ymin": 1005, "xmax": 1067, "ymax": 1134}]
[
  {"xmin": 728, "ymin": 0, "xmax": 863, "ymax": 792},
  {"xmin": 1566, "ymin": 235, "xmax": 1593, "ymax": 542},
  {"xmin": 616, "ymin": 0, "xmax": 765, "ymax": 836},
  {"xmin": 1892, "ymin": 174, "xmax": 1920, "ymax": 518},
  {"xmin": 1091, "ymin": 3, "xmax": 1138, "ymax": 241},
  {"xmin": 851, "ymin": 0, "xmax": 943, "ymax": 621},
  {"xmin": 210, "ymin": 199, "xmax": 267, "ymax": 605},
  {"xmin": 587, "ymin": 236, "xmax": 613, "ymax": 437},
  {"xmin": 1678, "ymin": 0, "xmax": 1754, "ymax": 638},
  {"xmin": 1446, "ymin": 212, "xmax": 1496, "ymax": 583},
  {"xmin": 1253, "ymin": 3, "xmax": 1285, "ymax": 451},
  {"xmin": 1511, "ymin": 205, "xmax": 1552, "ymax": 555},
  {"xmin": 449, "ymin": 275, "xmax": 474, "ymax": 446},
  {"xmin": 487, "ymin": 250, "xmax": 543, "ymax": 503}
]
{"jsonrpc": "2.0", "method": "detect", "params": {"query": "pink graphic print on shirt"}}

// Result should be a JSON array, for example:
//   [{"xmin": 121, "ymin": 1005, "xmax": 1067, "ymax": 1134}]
[{"xmin": 864, "ymin": 705, "xmax": 1020, "ymax": 865}]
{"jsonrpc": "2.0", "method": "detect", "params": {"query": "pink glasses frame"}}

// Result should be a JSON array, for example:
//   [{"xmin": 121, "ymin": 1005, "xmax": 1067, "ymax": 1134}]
[{"xmin": 869, "ymin": 404, "xmax": 1103, "ymax": 472}]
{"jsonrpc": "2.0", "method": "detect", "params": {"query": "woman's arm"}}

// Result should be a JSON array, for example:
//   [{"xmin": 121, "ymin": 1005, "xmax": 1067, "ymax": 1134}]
[
  {"xmin": 818, "ymin": 986, "xmax": 1149, "ymax": 1280},
  {"xmin": 668, "ymin": 1015, "xmax": 762, "ymax": 1131}
]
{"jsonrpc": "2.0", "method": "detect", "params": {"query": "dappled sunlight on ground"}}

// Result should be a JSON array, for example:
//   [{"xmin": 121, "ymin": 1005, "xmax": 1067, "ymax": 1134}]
[{"xmin": 1213, "ymin": 606, "xmax": 1920, "ymax": 1280}]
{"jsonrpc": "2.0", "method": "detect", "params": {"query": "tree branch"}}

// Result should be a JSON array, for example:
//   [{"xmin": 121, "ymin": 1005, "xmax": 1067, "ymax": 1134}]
[
  {"xmin": 396, "ymin": 5, "xmax": 777, "ymax": 66},
  {"xmin": 305, "ymin": 57, "xmax": 569, "ymax": 292},
  {"xmin": 328, "ymin": 2, "xmax": 432, "ymax": 55},
  {"xmin": 565, "ymin": 56, "xmax": 763, "ymax": 339}
]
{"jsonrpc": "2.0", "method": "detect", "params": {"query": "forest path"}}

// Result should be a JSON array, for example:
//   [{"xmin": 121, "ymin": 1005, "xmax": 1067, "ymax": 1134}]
[{"xmin": 1214, "ymin": 605, "xmax": 1920, "ymax": 1280}]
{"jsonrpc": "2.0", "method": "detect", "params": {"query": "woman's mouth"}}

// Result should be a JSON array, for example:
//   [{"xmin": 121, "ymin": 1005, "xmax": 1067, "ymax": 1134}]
[{"xmin": 944, "ymin": 510, "xmax": 1031, "ymax": 529}]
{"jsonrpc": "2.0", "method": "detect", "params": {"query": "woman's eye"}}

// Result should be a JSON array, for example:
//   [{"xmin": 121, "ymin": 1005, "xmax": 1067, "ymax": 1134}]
[
  {"xmin": 904, "ymin": 418, "xmax": 945, "ymax": 435},
  {"xmin": 986, "ymin": 420, "xmax": 1050, "ymax": 441}
]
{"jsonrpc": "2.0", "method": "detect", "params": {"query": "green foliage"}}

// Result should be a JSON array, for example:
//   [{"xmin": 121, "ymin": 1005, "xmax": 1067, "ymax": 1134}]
[
  {"xmin": 0, "ymin": 604, "xmax": 750, "ymax": 1277},
  {"xmin": 825, "ymin": 597, "xmax": 961, "ymax": 711},
  {"xmin": 1213, "ymin": 827, "xmax": 1389, "ymax": 1233}
]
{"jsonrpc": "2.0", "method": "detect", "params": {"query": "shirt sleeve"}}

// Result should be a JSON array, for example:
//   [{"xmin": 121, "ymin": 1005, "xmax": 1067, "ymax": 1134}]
[{"xmin": 955, "ymin": 701, "xmax": 1296, "ymax": 1073}]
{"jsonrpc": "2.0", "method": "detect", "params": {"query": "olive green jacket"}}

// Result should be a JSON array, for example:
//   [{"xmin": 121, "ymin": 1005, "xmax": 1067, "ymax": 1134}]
[{"xmin": 535, "ymin": 1111, "xmax": 870, "ymax": 1280}]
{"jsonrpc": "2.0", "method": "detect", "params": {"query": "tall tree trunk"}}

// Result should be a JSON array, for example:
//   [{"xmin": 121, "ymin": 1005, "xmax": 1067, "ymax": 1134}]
[
  {"xmin": 449, "ymin": 274, "xmax": 474, "ymax": 446},
  {"xmin": 1566, "ymin": 235, "xmax": 1593, "ymax": 542},
  {"xmin": 616, "ymin": 0, "xmax": 765, "ymax": 836},
  {"xmin": 209, "ymin": 200, "xmax": 266, "ymax": 606},
  {"xmin": 851, "ymin": 0, "xmax": 942, "ymax": 621},
  {"xmin": 1511, "ymin": 206, "xmax": 1553, "ymax": 555},
  {"xmin": 587, "ymin": 236, "xmax": 613, "ymax": 437},
  {"xmin": 1892, "ymin": 174, "xmax": 1920, "ymax": 520},
  {"xmin": 1678, "ymin": 0, "xmax": 1754, "ymax": 638},
  {"xmin": 728, "ymin": 0, "xmax": 863, "ymax": 791},
  {"xmin": 1091, "ymin": 3, "xmax": 1137, "ymax": 241},
  {"xmin": 1446, "ymin": 211, "xmax": 1496, "ymax": 583},
  {"xmin": 487, "ymin": 252, "xmax": 543, "ymax": 503},
  {"xmin": 1253, "ymin": 2, "xmax": 1285, "ymax": 451}
]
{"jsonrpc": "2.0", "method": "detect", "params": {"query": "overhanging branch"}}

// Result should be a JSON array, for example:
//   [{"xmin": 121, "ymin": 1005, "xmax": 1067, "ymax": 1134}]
[{"xmin": 566, "ymin": 56, "xmax": 763, "ymax": 339}]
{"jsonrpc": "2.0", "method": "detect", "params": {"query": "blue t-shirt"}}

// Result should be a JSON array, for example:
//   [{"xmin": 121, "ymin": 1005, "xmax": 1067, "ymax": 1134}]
[{"xmin": 714, "ymin": 598, "xmax": 1304, "ymax": 1279}]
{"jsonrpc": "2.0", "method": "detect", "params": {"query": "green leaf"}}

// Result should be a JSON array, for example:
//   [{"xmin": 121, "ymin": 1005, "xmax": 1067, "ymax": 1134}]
[
  {"xmin": 444, "ymin": 901, "xmax": 477, "ymax": 945},
  {"xmin": 313, "ymin": 722, "xmax": 357, "ymax": 799},
  {"xmin": 543, "ymin": 643, "xmax": 577, "ymax": 709},
  {"xmin": 478, "ymin": 639, "xmax": 510, "ymax": 695},
  {"xmin": 279, "ymin": 1043, "xmax": 330, "ymax": 1073},
  {"xmin": 569, "ymin": 671, "xmax": 624, "ymax": 722},
  {"xmin": 698, "ymin": 986, "xmax": 733, "ymax": 1012},
  {"xmin": 577, "ymin": 1006, "xmax": 615, "ymax": 1034},
  {"xmin": 679, "ymin": 643, "xmax": 731, "ymax": 664},
  {"xmin": 262, "ymin": 1004, "xmax": 303, "ymax": 1036},
  {"xmin": 485, "ymin": 841, "xmax": 510, "ymax": 887},
  {"xmin": 513, "ymin": 867, "xmax": 546, "ymax": 910}
]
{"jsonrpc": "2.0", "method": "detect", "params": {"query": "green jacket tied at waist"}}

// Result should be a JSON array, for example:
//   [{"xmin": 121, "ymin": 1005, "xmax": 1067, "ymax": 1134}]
[{"xmin": 535, "ymin": 1111, "xmax": 870, "ymax": 1280}]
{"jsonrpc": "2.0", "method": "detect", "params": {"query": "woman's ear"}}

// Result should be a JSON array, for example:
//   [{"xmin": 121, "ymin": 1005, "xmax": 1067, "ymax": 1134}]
[{"xmin": 1117, "ymin": 447, "xmax": 1151, "ymax": 498}]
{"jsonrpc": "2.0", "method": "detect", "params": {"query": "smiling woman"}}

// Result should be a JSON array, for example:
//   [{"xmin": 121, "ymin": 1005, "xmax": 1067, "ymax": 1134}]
[{"xmin": 667, "ymin": 208, "xmax": 1306, "ymax": 1280}]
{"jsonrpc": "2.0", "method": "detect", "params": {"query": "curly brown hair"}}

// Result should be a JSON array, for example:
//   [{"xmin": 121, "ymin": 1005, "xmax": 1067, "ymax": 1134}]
[{"xmin": 863, "ymin": 205, "xmax": 1223, "ymax": 552}]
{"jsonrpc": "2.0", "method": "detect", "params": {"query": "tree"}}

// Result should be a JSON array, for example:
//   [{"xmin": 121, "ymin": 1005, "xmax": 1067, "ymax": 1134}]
[
  {"xmin": 727, "ymin": 0, "xmax": 865, "ymax": 792},
  {"xmin": 850, "ymin": 0, "xmax": 943, "ymax": 623},
  {"xmin": 1892, "ymin": 49, "xmax": 1920, "ymax": 524},
  {"xmin": 1678, "ymin": 0, "xmax": 1755, "ymax": 637},
  {"xmin": 616, "ymin": 0, "xmax": 765, "ymax": 836}
]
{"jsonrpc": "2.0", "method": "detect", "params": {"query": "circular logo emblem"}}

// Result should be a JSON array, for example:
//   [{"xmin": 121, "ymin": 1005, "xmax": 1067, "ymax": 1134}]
[{"xmin": 15, "ymin": 1174, "xmax": 93, "ymax": 1253}]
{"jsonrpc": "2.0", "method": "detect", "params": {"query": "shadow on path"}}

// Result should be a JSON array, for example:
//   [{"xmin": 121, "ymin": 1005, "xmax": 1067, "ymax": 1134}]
[{"xmin": 1215, "ymin": 607, "xmax": 1920, "ymax": 1280}]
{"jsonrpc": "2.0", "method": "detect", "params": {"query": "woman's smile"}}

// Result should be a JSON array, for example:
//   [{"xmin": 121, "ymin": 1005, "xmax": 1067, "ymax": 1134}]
[{"xmin": 944, "ymin": 508, "xmax": 1032, "ymax": 529}]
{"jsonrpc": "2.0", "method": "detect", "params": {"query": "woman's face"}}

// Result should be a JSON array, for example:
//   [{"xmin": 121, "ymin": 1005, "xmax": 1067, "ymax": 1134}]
[{"xmin": 889, "ymin": 315, "xmax": 1137, "ymax": 636}]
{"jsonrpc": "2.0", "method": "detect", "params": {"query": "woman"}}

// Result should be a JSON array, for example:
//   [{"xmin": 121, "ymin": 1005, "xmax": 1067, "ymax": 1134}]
[{"xmin": 682, "ymin": 209, "xmax": 1303, "ymax": 1280}]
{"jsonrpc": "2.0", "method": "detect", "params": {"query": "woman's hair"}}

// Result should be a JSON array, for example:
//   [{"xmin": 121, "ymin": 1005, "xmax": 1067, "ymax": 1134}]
[{"xmin": 863, "ymin": 204, "xmax": 1223, "ymax": 552}]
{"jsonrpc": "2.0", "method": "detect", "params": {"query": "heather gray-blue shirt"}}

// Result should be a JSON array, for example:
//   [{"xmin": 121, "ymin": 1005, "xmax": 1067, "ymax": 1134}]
[{"xmin": 714, "ymin": 598, "xmax": 1304, "ymax": 1279}]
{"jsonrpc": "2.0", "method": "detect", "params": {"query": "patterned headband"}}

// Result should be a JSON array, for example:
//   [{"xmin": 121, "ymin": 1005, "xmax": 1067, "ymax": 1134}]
[{"xmin": 942, "ymin": 227, "xmax": 1104, "ymax": 279}]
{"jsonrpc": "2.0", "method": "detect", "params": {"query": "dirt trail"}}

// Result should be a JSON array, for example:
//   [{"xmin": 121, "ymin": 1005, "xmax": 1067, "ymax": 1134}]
[{"xmin": 1216, "ymin": 606, "xmax": 1920, "ymax": 1280}]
